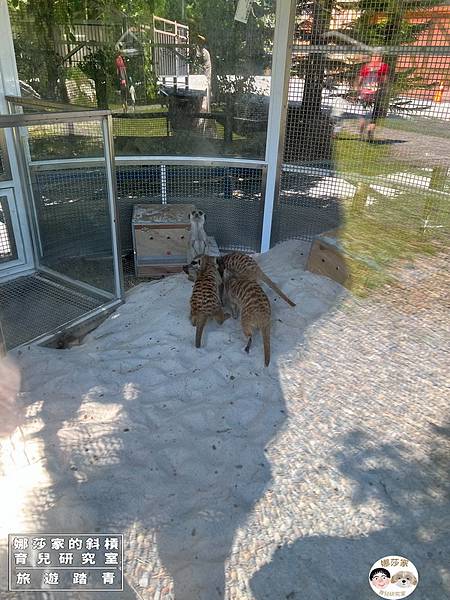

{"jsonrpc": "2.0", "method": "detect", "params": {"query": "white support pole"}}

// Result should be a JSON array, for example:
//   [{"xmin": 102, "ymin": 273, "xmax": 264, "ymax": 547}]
[
  {"xmin": 161, "ymin": 164, "xmax": 167, "ymax": 204},
  {"xmin": 260, "ymin": 0, "xmax": 296, "ymax": 252},
  {"xmin": 0, "ymin": 0, "xmax": 21, "ymax": 109},
  {"xmin": 102, "ymin": 115, "xmax": 125, "ymax": 300}
]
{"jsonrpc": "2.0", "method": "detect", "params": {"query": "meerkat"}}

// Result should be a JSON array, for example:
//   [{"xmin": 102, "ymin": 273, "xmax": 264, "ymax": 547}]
[
  {"xmin": 218, "ymin": 252, "xmax": 296, "ymax": 307},
  {"xmin": 190, "ymin": 255, "xmax": 229, "ymax": 348},
  {"xmin": 188, "ymin": 210, "xmax": 209, "ymax": 262},
  {"xmin": 224, "ymin": 273, "xmax": 271, "ymax": 367}
]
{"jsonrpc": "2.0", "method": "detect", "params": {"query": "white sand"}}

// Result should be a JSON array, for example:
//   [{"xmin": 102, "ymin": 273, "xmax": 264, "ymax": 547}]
[{"xmin": 1, "ymin": 240, "xmax": 449, "ymax": 599}]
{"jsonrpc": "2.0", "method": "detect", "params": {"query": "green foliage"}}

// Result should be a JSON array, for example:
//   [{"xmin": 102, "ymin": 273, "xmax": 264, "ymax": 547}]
[
  {"xmin": 79, "ymin": 45, "xmax": 117, "ymax": 108},
  {"xmin": 187, "ymin": 1, "xmax": 272, "ymax": 74}
]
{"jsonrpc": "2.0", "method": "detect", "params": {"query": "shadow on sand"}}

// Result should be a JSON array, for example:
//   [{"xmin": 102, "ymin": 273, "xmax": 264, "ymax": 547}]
[{"xmin": 250, "ymin": 424, "xmax": 450, "ymax": 599}]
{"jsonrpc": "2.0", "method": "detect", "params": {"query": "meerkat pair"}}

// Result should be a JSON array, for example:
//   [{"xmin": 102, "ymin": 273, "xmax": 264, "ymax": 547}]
[{"xmin": 189, "ymin": 252, "xmax": 295, "ymax": 367}]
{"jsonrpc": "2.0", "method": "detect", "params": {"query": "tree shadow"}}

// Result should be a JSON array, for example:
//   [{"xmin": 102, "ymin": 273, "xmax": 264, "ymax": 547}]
[
  {"xmin": 364, "ymin": 139, "xmax": 407, "ymax": 146},
  {"xmin": 250, "ymin": 424, "xmax": 450, "ymax": 599}
]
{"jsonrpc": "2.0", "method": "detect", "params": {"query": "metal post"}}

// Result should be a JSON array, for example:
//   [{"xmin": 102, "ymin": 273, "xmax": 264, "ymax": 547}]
[
  {"xmin": 260, "ymin": 0, "xmax": 296, "ymax": 252},
  {"xmin": 102, "ymin": 115, "xmax": 124, "ymax": 299},
  {"xmin": 161, "ymin": 164, "xmax": 167, "ymax": 204},
  {"xmin": 0, "ymin": 318, "xmax": 6, "ymax": 356}
]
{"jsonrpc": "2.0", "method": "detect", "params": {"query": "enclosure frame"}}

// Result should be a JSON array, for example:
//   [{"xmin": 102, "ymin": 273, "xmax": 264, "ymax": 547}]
[
  {"xmin": 0, "ymin": 109, "xmax": 124, "ymax": 351},
  {"xmin": 261, "ymin": 0, "xmax": 296, "ymax": 252}
]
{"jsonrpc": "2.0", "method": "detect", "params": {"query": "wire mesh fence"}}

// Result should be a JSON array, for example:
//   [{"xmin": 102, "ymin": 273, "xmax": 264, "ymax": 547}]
[
  {"xmin": 165, "ymin": 165, "xmax": 265, "ymax": 252},
  {"xmin": 266, "ymin": 0, "xmax": 450, "ymax": 301},
  {"xmin": 0, "ymin": 273, "xmax": 104, "ymax": 350},
  {"xmin": 28, "ymin": 158, "xmax": 264, "ymax": 289},
  {"xmin": 272, "ymin": 1, "xmax": 450, "ymax": 266},
  {"xmin": 0, "ymin": 195, "xmax": 17, "ymax": 263},
  {"xmin": 0, "ymin": 130, "xmax": 11, "ymax": 181},
  {"xmin": 115, "ymin": 162, "xmax": 264, "ymax": 286}
]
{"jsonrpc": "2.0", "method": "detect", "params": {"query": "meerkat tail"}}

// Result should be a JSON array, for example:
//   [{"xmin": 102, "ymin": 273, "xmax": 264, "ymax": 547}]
[
  {"xmin": 261, "ymin": 324, "xmax": 271, "ymax": 367},
  {"xmin": 195, "ymin": 315, "xmax": 208, "ymax": 348},
  {"xmin": 259, "ymin": 271, "xmax": 296, "ymax": 307}
]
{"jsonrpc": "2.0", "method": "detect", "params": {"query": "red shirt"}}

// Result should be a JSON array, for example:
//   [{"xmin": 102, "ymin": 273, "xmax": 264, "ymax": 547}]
[
  {"xmin": 359, "ymin": 62, "xmax": 388, "ymax": 80},
  {"xmin": 359, "ymin": 61, "xmax": 388, "ymax": 100},
  {"xmin": 115, "ymin": 55, "xmax": 127, "ymax": 80}
]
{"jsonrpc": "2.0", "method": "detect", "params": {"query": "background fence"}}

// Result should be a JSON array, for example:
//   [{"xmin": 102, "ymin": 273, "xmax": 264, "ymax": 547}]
[{"xmin": 271, "ymin": 0, "xmax": 450, "ymax": 268}]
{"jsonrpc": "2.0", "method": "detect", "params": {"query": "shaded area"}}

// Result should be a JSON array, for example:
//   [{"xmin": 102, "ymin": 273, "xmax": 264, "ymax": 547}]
[
  {"xmin": 251, "ymin": 424, "xmax": 450, "ymax": 599},
  {"xmin": 0, "ymin": 273, "xmax": 102, "ymax": 350}
]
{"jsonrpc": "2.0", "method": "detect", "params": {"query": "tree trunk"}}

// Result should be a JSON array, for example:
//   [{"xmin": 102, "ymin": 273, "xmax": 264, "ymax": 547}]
[
  {"xmin": 285, "ymin": 0, "xmax": 335, "ymax": 163},
  {"xmin": 379, "ymin": 5, "xmax": 405, "ymax": 118},
  {"xmin": 94, "ymin": 75, "xmax": 109, "ymax": 110},
  {"xmin": 301, "ymin": 0, "xmax": 334, "ymax": 117},
  {"xmin": 34, "ymin": 0, "xmax": 60, "ymax": 100}
]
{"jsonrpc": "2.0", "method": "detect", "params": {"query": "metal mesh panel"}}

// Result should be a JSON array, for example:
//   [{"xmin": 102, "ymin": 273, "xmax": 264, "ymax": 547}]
[
  {"xmin": 0, "ymin": 130, "xmax": 11, "ymax": 181},
  {"xmin": 27, "ymin": 120, "xmax": 118, "ymax": 294},
  {"xmin": 0, "ymin": 114, "xmax": 121, "ymax": 351},
  {"xmin": 0, "ymin": 273, "xmax": 102, "ymax": 350},
  {"xmin": 116, "ymin": 164, "xmax": 162, "ymax": 251},
  {"xmin": 0, "ymin": 195, "xmax": 18, "ymax": 263},
  {"xmin": 272, "ymin": 168, "xmax": 343, "ymax": 242},
  {"xmin": 272, "ymin": 1, "xmax": 450, "ymax": 248},
  {"xmin": 28, "ymin": 122, "xmax": 104, "ymax": 161},
  {"xmin": 31, "ymin": 165, "xmax": 114, "ymax": 293},
  {"xmin": 165, "ymin": 166, "xmax": 265, "ymax": 252}
]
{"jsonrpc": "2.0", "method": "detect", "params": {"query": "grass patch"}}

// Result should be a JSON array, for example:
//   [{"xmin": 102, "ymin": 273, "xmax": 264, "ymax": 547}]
[
  {"xmin": 339, "ymin": 188, "xmax": 449, "ymax": 296},
  {"xmin": 332, "ymin": 133, "xmax": 449, "ymax": 295},
  {"xmin": 334, "ymin": 133, "xmax": 410, "ymax": 177}
]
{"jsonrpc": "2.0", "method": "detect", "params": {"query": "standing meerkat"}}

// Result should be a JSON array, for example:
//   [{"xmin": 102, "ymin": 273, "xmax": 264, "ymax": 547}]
[
  {"xmin": 224, "ymin": 274, "xmax": 271, "ymax": 367},
  {"xmin": 190, "ymin": 255, "xmax": 229, "ymax": 348},
  {"xmin": 188, "ymin": 210, "xmax": 209, "ymax": 262},
  {"xmin": 218, "ymin": 252, "xmax": 296, "ymax": 307}
]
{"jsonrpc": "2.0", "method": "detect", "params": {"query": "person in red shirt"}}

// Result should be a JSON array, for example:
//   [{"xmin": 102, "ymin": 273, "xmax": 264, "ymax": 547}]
[
  {"xmin": 356, "ymin": 55, "xmax": 389, "ymax": 142},
  {"xmin": 115, "ymin": 48, "xmax": 129, "ymax": 113}
]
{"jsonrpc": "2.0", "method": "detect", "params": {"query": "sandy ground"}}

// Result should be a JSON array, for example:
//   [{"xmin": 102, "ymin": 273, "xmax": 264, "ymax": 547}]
[{"xmin": 1, "ymin": 240, "xmax": 449, "ymax": 600}]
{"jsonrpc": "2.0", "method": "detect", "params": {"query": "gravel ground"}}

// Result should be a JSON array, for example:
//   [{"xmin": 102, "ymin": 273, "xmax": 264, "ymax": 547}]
[{"xmin": 243, "ymin": 251, "xmax": 450, "ymax": 600}]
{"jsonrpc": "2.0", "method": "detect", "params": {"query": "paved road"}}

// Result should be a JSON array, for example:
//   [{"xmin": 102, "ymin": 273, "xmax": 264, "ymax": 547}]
[{"xmin": 376, "ymin": 125, "xmax": 450, "ymax": 169}]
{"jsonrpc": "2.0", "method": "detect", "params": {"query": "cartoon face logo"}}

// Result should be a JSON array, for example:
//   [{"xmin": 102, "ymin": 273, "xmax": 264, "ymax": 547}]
[
  {"xmin": 369, "ymin": 568, "xmax": 391, "ymax": 589},
  {"xmin": 369, "ymin": 556, "xmax": 419, "ymax": 598},
  {"xmin": 391, "ymin": 571, "xmax": 418, "ymax": 588}
]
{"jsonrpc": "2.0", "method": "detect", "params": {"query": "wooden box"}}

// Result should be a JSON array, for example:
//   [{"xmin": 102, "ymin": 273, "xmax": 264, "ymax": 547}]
[
  {"xmin": 306, "ymin": 234, "xmax": 350, "ymax": 287},
  {"xmin": 132, "ymin": 204, "xmax": 195, "ymax": 277}
]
